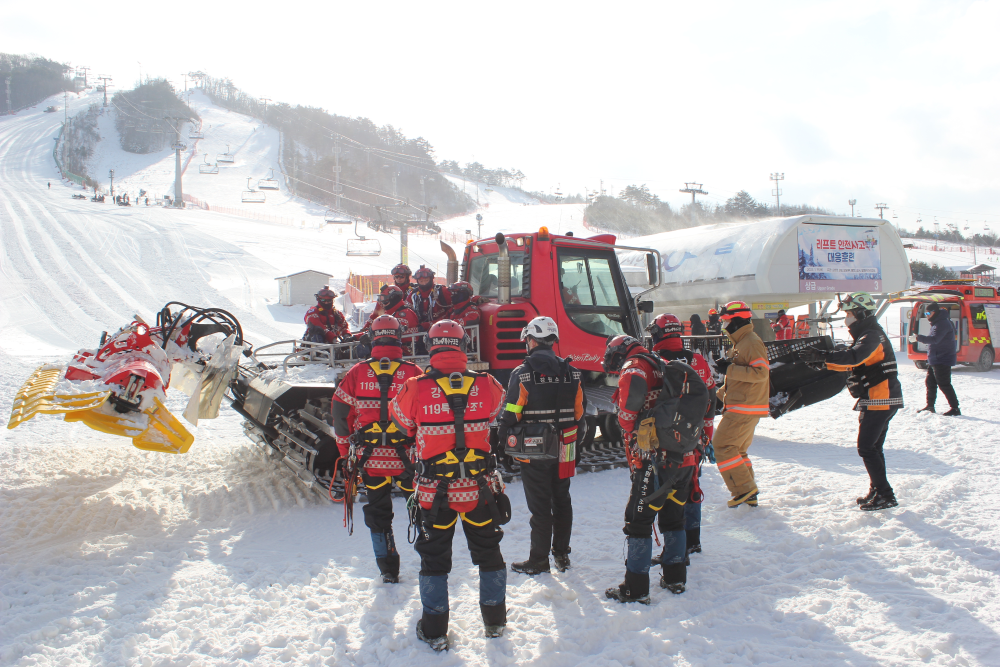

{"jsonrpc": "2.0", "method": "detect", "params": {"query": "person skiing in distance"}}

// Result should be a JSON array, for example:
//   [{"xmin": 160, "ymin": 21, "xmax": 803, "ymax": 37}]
[
  {"xmin": 771, "ymin": 309, "xmax": 794, "ymax": 340},
  {"xmin": 332, "ymin": 315, "xmax": 423, "ymax": 583},
  {"xmin": 646, "ymin": 313, "xmax": 716, "ymax": 563},
  {"xmin": 446, "ymin": 281, "xmax": 480, "ymax": 329},
  {"xmin": 391, "ymin": 263, "xmax": 416, "ymax": 299},
  {"xmin": 910, "ymin": 302, "xmax": 960, "ymax": 416},
  {"xmin": 500, "ymin": 316, "xmax": 587, "ymax": 575},
  {"xmin": 798, "ymin": 291, "xmax": 903, "ymax": 511},
  {"xmin": 409, "ymin": 267, "xmax": 451, "ymax": 331},
  {"xmin": 712, "ymin": 301, "xmax": 769, "ymax": 508},
  {"xmin": 389, "ymin": 320, "xmax": 508, "ymax": 649},
  {"xmin": 303, "ymin": 287, "xmax": 349, "ymax": 343},
  {"xmin": 602, "ymin": 335, "xmax": 708, "ymax": 602}
]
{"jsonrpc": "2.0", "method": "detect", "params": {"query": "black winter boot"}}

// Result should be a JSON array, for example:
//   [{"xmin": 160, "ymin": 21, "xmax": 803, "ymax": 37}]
[
  {"xmin": 481, "ymin": 603, "xmax": 506, "ymax": 638},
  {"xmin": 917, "ymin": 406, "xmax": 935, "ymax": 414},
  {"xmin": 685, "ymin": 528, "xmax": 702, "ymax": 555},
  {"xmin": 605, "ymin": 570, "xmax": 651, "ymax": 604},
  {"xmin": 856, "ymin": 487, "xmax": 877, "ymax": 505},
  {"xmin": 860, "ymin": 491, "xmax": 898, "ymax": 512},
  {"xmin": 943, "ymin": 407, "xmax": 961, "ymax": 416},
  {"xmin": 511, "ymin": 559, "xmax": 550, "ymax": 575},
  {"xmin": 659, "ymin": 562, "xmax": 686, "ymax": 594},
  {"xmin": 416, "ymin": 613, "xmax": 450, "ymax": 651},
  {"xmin": 553, "ymin": 553, "xmax": 571, "ymax": 572},
  {"xmin": 376, "ymin": 554, "xmax": 400, "ymax": 584}
]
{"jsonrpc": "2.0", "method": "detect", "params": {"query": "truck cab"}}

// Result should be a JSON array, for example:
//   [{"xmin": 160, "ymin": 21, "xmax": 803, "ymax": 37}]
[
  {"xmin": 461, "ymin": 228, "xmax": 655, "ymax": 388},
  {"xmin": 906, "ymin": 282, "xmax": 998, "ymax": 372}
]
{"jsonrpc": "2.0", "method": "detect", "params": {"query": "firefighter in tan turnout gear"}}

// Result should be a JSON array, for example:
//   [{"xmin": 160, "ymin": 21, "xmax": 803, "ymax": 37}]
[{"xmin": 712, "ymin": 301, "xmax": 770, "ymax": 508}]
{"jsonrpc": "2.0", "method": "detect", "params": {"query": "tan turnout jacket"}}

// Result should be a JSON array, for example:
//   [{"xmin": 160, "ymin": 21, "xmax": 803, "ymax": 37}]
[{"xmin": 718, "ymin": 323, "xmax": 770, "ymax": 417}]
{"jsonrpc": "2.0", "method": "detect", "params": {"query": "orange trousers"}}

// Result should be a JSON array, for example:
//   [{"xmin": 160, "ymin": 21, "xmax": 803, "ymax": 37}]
[{"xmin": 714, "ymin": 412, "xmax": 760, "ymax": 497}]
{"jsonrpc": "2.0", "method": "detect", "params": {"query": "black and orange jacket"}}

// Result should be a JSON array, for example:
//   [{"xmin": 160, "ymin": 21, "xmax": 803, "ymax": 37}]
[
  {"xmin": 824, "ymin": 316, "xmax": 903, "ymax": 411},
  {"xmin": 718, "ymin": 323, "xmax": 770, "ymax": 417}
]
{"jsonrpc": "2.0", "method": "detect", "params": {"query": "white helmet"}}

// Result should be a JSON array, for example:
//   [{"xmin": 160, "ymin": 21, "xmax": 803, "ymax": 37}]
[{"xmin": 521, "ymin": 316, "xmax": 559, "ymax": 342}]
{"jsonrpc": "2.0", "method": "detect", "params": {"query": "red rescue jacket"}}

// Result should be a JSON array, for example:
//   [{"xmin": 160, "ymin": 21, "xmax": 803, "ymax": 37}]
[{"xmin": 305, "ymin": 304, "xmax": 349, "ymax": 339}]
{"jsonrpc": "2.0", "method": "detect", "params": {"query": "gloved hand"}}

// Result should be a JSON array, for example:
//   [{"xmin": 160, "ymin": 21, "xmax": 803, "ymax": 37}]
[
  {"xmin": 908, "ymin": 333, "xmax": 918, "ymax": 343},
  {"xmin": 714, "ymin": 358, "xmax": 732, "ymax": 374},
  {"xmin": 796, "ymin": 346, "xmax": 827, "ymax": 363},
  {"xmin": 704, "ymin": 441, "xmax": 716, "ymax": 464}
]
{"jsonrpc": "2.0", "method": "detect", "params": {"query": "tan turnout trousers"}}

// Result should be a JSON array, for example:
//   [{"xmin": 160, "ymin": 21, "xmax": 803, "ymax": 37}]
[{"xmin": 714, "ymin": 412, "xmax": 759, "ymax": 496}]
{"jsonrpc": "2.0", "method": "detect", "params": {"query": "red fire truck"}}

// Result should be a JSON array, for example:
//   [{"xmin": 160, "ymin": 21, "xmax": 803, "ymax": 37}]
[{"xmin": 902, "ymin": 281, "xmax": 998, "ymax": 372}]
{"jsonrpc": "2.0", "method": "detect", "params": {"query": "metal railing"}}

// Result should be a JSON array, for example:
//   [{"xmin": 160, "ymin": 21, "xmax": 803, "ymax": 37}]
[{"xmin": 253, "ymin": 325, "xmax": 483, "ymax": 373}]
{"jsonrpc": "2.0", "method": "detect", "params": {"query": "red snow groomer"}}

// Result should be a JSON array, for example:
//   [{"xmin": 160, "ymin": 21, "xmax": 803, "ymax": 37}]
[{"xmin": 7, "ymin": 303, "xmax": 247, "ymax": 453}]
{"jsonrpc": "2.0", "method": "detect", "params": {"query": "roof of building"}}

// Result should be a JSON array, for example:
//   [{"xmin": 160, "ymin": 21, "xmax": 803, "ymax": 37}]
[{"xmin": 274, "ymin": 270, "xmax": 334, "ymax": 281}]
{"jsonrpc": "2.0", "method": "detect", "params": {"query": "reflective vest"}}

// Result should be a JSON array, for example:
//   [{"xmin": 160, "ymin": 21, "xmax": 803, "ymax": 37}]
[
  {"xmin": 333, "ymin": 357, "xmax": 423, "ymax": 476},
  {"xmin": 391, "ymin": 368, "xmax": 504, "ymax": 514}
]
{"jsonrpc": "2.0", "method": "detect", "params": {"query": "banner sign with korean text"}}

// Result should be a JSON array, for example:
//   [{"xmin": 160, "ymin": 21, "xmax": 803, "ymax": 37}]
[{"xmin": 798, "ymin": 224, "xmax": 882, "ymax": 293}]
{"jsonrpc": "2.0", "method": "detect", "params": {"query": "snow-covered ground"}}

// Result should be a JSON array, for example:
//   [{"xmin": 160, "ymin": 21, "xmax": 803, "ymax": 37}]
[{"xmin": 2, "ymin": 90, "xmax": 1000, "ymax": 666}]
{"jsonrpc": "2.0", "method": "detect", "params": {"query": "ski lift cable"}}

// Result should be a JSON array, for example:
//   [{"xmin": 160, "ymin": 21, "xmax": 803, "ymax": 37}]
[{"xmin": 291, "ymin": 166, "xmax": 443, "ymax": 222}]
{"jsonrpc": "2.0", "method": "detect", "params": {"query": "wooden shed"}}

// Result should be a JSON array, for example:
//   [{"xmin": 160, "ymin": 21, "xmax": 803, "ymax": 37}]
[{"xmin": 275, "ymin": 270, "xmax": 335, "ymax": 306}]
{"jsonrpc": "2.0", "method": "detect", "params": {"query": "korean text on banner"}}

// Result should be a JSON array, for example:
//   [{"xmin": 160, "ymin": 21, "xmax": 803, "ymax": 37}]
[{"xmin": 798, "ymin": 224, "xmax": 882, "ymax": 293}]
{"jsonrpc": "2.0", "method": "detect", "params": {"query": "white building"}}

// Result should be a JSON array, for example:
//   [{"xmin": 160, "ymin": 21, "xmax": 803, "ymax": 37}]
[{"xmin": 275, "ymin": 270, "xmax": 335, "ymax": 306}]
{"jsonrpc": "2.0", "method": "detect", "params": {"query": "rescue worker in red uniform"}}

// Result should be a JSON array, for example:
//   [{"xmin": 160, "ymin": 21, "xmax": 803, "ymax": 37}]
[
  {"xmin": 603, "ymin": 335, "xmax": 707, "ymax": 602},
  {"xmin": 646, "ymin": 313, "xmax": 716, "ymax": 563},
  {"xmin": 303, "ymin": 287, "xmax": 349, "ymax": 343},
  {"xmin": 446, "ymin": 281, "xmax": 480, "ymax": 329},
  {"xmin": 359, "ymin": 285, "xmax": 420, "ymax": 353},
  {"xmin": 771, "ymin": 309, "xmax": 794, "ymax": 340},
  {"xmin": 409, "ymin": 267, "xmax": 451, "ymax": 332},
  {"xmin": 332, "ymin": 315, "xmax": 423, "ymax": 583},
  {"xmin": 798, "ymin": 292, "xmax": 903, "ymax": 511},
  {"xmin": 390, "ymin": 320, "xmax": 508, "ymax": 649},
  {"xmin": 500, "ymin": 316, "xmax": 586, "ymax": 575},
  {"xmin": 391, "ymin": 263, "xmax": 417, "ymax": 299}
]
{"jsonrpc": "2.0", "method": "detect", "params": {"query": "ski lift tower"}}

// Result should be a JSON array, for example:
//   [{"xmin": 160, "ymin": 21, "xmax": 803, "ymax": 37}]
[
  {"xmin": 372, "ymin": 202, "xmax": 440, "ymax": 265},
  {"xmin": 165, "ymin": 116, "xmax": 188, "ymax": 207}
]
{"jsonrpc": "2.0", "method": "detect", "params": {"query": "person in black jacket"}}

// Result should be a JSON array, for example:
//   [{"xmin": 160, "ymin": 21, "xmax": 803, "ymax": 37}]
[
  {"xmin": 500, "ymin": 316, "xmax": 587, "ymax": 575},
  {"xmin": 909, "ymin": 303, "xmax": 960, "ymax": 416},
  {"xmin": 798, "ymin": 292, "xmax": 903, "ymax": 511}
]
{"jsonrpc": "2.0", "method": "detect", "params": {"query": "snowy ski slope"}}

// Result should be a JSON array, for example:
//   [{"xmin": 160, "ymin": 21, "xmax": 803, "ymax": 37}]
[{"xmin": 2, "ymin": 90, "xmax": 1000, "ymax": 666}]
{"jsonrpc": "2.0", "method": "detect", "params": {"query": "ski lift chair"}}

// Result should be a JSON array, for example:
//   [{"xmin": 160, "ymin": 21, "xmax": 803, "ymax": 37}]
[
  {"xmin": 189, "ymin": 127, "xmax": 204, "ymax": 139},
  {"xmin": 345, "ymin": 220, "xmax": 381, "ymax": 256},
  {"xmin": 324, "ymin": 208, "xmax": 352, "ymax": 224},
  {"xmin": 258, "ymin": 168, "xmax": 280, "ymax": 190},
  {"xmin": 198, "ymin": 153, "xmax": 219, "ymax": 174},
  {"xmin": 241, "ymin": 177, "xmax": 266, "ymax": 203},
  {"xmin": 217, "ymin": 144, "xmax": 235, "ymax": 163}
]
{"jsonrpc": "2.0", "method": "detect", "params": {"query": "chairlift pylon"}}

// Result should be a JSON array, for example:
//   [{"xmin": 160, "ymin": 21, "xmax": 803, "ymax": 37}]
[
  {"xmin": 241, "ymin": 177, "xmax": 265, "ymax": 203},
  {"xmin": 198, "ymin": 153, "xmax": 219, "ymax": 175},
  {"xmin": 346, "ymin": 219, "xmax": 381, "ymax": 256},
  {"xmin": 258, "ymin": 168, "xmax": 279, "ymax": 190},
  {"xmin": 217, "ymin": 144, "xmax": 235, "ymax": 164}
]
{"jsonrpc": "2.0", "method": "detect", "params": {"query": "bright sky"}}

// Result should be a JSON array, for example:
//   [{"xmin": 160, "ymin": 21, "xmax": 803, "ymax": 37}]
[{"xmin": 3, "ymin": 0, "xmax": 998, "ymax": 232}]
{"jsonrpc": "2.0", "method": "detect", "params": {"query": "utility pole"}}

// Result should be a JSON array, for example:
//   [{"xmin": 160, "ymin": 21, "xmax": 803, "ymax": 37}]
[
  {"xmin": 875, "ymin": 202, "xmax": 888, "ymax": 219},
  {"xmin": 4, "ymin": 76, "xmax": 10, "ymax": 115},
  {"xmin": 770, "ymin": 172, "xmax": 784, "ymax": 216},
  {"xmin": 64, "ymin": 91, "xmax": 68, "ymax": 124},
  {"xmin": 260, "ymin": 97, "xmax": 271, "ymax": 125},
  {"xmin": 97, "ymin": 77, "xmax": 112, "ymax": 107},
  {"xmin": 78, "ymin": 67, "xmax": 90, "ymax": 87},
  {"xmin": 420, "ymin": 176, "xmax": 426, "ymax": 208},
  {"xmin": 679, "ymin": 182, "xmax": 708, "ymax": 223},
  {"xmin": 109, "ymin": 169, "xmax": 115, "ymax": 200},
  {"xmin": 476, "ymin": 213, "xmax": 483, "ymax": 238},
  {"xmin": 165, "ymin": 116, "xmax": 186, "ymax": 207},
  {"xmin": 849, "ymin": 199, "xmax": 856, "ymax": 217}
]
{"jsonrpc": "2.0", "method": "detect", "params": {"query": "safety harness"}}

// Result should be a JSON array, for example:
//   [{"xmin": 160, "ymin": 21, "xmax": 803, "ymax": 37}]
[{"xmin": 417, "ymin": 370, "xmax": 506, "ymax": 536}]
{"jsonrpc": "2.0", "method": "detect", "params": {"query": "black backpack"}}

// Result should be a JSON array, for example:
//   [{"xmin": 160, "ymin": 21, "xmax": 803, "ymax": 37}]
[{"xmin": 633, "ymin": 354, "xmax": 709, "ymax": 456}]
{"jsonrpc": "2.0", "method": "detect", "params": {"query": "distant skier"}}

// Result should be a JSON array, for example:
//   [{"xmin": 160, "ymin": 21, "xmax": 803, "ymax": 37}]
[
  {"xmin": 47, "ymin": 182, "xmax": 50, "ymax": 189},
  {"xmin": 798, "ymin": 292, "xmax": 903, "ymax": 511}
]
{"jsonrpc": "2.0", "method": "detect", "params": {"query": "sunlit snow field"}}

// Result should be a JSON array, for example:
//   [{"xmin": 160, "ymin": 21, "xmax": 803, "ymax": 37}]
[{"xmin": 1, "ymin": 89, "xmax": 999, "ymax": 667}]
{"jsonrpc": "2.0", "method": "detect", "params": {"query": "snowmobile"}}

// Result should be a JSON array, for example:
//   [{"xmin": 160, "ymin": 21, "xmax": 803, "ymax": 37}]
[{"xmin": 7, "ymin": 303, "xmax": 247, "ymax": 454}]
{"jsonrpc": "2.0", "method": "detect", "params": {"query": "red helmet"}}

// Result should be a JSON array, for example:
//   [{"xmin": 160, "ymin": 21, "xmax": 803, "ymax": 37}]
[
  {"xmin": 720, "ymin": 300, "xmax": 753, "ymax": 321},
  {"xmin": 316, "ymin": 286, "xmax": 336, "ymax": 305},
  {"xmin": 449, "ymin": 281, "xmax": 473, "ymax": 304},
  {"xmin": 646, "ymin": 313, "xmax": 682, "ymax": 344},
  {"xmin": 708, "ymin": 308, "xmax": 718, "ymax": 316},
  {"xmin": 428, "ymin": 319, "xmax": 466, "ymax": 356},
  {"xmin": 603, "ymin": 335, "xmax": 642, "ymax": 374},
  {"xmin": 391, "ymin": 264, "xmax": 412, "ymax": 278},
  {"xmin": 378, "ymin": 284, "xmax": 405, "ymax": 309},
  {"xmin": 371, "ymin": 315, "xmax": 402, "ymax": 346},
  {"xmin": 414, "ymin": 266, "xmax": 435, "ymax": 281}
]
